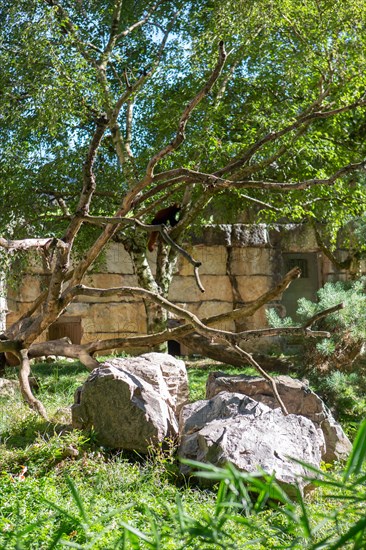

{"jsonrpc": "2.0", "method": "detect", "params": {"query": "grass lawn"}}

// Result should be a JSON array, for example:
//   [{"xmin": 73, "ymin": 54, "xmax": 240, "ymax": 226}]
[{"xmin": 0, "ymin": 357, "xmax": 364, "ymax": 549}]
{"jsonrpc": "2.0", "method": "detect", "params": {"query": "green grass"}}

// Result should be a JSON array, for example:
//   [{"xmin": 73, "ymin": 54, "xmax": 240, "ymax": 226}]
[{"xmin": 0, "ymin": 357, "xmax": 365, "ymax": 549}]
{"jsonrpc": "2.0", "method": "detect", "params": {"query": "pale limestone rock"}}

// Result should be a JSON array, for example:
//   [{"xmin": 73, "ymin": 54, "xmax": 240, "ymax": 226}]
[
  {"xmin": 235, "ymin": 275, "xmax": 272, "ymax": 302},
  {"xmin": 19, "ymin": 276, "xmax": 41, "ymax": 302},
  {"xmin": 72, "ymin": 366, "xmax": 178, "ymax": 451},
  {"xmin": 105, "ymin": 353, "xmax": 189, "ymax": 415},
  {"xmin": 206, "ymin": 373, "xmax": 352, "ymax": 463},
  {"xmin": 87, "ymin": 302, "xmax": 147, "ymax": 334},
  {"xmin": 104, "ymin": 243, "xmax": 135, "ymax": 274},
  {"xmin": 229, "ymin": 248, "xmax": 274, "ymax": 276},
  {"xmin": 179, "ymin": 392, "xmax": 323, "ymax": 496},
  {"xmin": 177, "ymin": 245, "xmax": 228, "ymax": 276},
  {"xmin": 72, "ymin": 354, "xmax": 189, "ymax": 451},
  {"xmin": 169, "ymin": 275, "xmax": 233, "ymax": 303}
]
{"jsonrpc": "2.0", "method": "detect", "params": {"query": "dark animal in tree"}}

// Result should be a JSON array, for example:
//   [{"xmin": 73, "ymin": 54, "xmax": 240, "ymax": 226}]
[{"xmin": 147, "ymin": 204, "xmax": 181, "ymax": 252}]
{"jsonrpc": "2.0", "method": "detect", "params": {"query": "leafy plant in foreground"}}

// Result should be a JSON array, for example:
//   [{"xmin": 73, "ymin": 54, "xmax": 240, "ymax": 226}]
[{"xmin": 34, "ymin": 420, "xmax": 366, "ymax": 549}]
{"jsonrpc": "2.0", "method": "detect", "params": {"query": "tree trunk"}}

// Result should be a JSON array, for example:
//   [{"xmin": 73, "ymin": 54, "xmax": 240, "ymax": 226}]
[{"xmin": 120, "ymin": 231, "xmax": 178, "ymax": 351}]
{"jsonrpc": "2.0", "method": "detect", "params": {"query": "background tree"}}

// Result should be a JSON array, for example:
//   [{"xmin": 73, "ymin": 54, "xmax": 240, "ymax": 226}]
[{"xmin": 1, "ymin": 0, "xmax": 366, "ymax": 416}]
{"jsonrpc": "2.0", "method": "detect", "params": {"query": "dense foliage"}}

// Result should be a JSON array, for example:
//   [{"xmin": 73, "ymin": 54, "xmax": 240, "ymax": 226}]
[
  {"xmin": 2, "ymin": 0, "xmax": 366, "ymax": 237},
  {"xmin": 268, "ymin": 278, "xmax": 366, "ymax": 369}
]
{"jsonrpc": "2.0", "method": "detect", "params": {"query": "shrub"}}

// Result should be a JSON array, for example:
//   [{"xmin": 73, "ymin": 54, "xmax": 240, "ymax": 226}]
[{"xmin": 268, "ymin": 278, "xmax": 366, "ymax": 374}]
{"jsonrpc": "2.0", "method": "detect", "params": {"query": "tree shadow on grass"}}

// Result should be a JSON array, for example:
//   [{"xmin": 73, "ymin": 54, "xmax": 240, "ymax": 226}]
[{"xmin": 1, "ymin": 414, "xmax": 72, "ymax": 450}]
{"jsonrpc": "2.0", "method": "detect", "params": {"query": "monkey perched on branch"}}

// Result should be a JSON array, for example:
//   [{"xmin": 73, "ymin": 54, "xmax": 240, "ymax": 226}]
[{"xmin": 147, "ymin": 204, "xmax": 181, "ymax": 252}]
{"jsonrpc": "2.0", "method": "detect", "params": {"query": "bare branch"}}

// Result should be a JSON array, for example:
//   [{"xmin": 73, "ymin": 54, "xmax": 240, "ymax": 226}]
[
  {"xmin": 109, "ymin": 11, "xmax": 180, "ymax": 129},
  {"xmin": 150, "ymin": 154, "xmax": 366, "ymax": 196},
  {"xmin": 215, "ymin": 95, "xmax": 366, "ymax": 178},
  {"xmin": 303, "ymin": 302, "xmax": 344, "ymax": 328},
  {"xmin": 28, "ymin": 338, "xmax": 99, "ymax": 371},
  {"xmin": 64, "ymin": 278, "xmax": 334, "ymax": 345},
  {"xmin": 0, "ymin": 237, "xmax": 68, "ymax": 252},
  {"xmin": 114, "ymin": 2, "xmax": 160, "ymax": 41},
  {"xmin": 312, "ymin": 223, "xmax": 355, "ymax": 270},
  {"xmin": 18, "ymin": 349, "xmax": 48, "ymax": 419},
  {"xmin": 67, "ymin": 285, "xmax": 220, "ymax": 340},
  {"xmin": 233, "ymin": 345, "xmax": 289, "ymax": 415},
  {"xmin": 145, "ymin": 41, "xmax": 227, "ymax": 178},
  {"xmin": 99, "ymin": 0, "xmax": 124, "ymax": 65}
]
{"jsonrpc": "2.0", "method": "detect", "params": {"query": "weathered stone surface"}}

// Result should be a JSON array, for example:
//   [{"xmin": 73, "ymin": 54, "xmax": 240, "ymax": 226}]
[
  {"xmin": 191, "ymin": 225, "xmax": 232, "ymax": 246},
  {"xmin": 105, "ymin": 353, "xmax": 189, "ymax": 415},
  {"xmin": 72, "ymin": 354, "xmax": 189, "ymax": 451},
  {"xmin": 321, "ymin": 416, "xmax": 354, "ymax": 464},
  {"xmin": 229, "ymin": 248, "xmax": 274, "ymax": 276},
  {"xmin": 179, "ymin": 392, "xmax": 324, "ymax": 495},
  {"xmin": 169, "ymin": 275, "xmax": 233, "ymax": 303},
  {"xmin": 177, "ymin": 246, "xmax": 228, "ymax": 276},
  {"xmin": 188, "ymin": 301, "xmax": 235, "ymax": 332},
  {"xmin": 19, "ymin": 276, "xmax": 41, "ymax": 302},
  {"xmin": 270, "ymin": 224, "xmax": 318, "ymax": 252},
  {"xmin": 231, "ymin": 224, "xmax": 269, "ymax": 247},
  {"xmin": 190, "ymin": 224, "xmax": 270, "ymax": 247},
  {"xmin": 206, "ymin": 373, "xmax": 352, "ymax": 462},
  {"xmin": 64, "ymin": 302, "xmax": 90, "ymax": 318},
  {"xmin": 86, "ymin": 302, "xmax": 147, "ymax": 334},
  {"xmin": 235, "ymin": 275, "xmax": 272, "ymax": 302},
  {"xmin": 0, "ymin": 378, "xmax": 18, "ymax": 396},
  {"xmin": 104, "ymin": 243, "xmax": 135, "ymax": 274},
  {"xmin": 72, "ymin": 366, "xmax": 177, "ymax": 451}
]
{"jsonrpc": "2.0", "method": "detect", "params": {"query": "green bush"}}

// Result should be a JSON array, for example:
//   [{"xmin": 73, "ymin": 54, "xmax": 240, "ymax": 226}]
[
  {"xmin": 267, "ymin": 278, "xmax": 366, "ymax": 371},
  {"xmin": 268, "ymin": 279, "xmax": 366, "ymax": 424}
]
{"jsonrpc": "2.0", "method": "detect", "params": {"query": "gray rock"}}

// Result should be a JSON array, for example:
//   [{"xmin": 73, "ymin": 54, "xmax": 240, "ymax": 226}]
[
  {"xmin": 71, "ymin": 353, "xmax": 188, "ymax": 452},
  {"xmin": 179, "ymin": 392, "xmax": 324, "ymax": 496},
  {"xmin": 231, "ymin": 224, "xmax": 269, "ymax": 247},
  {"xmin": 104, "ymin": 352, "xmax": 189, "ymax": 415},
  {"xmin": 0, "ymin": 378, "xmax": 18, "ymax": 397},
  {"xmin": 206, "ymin": 372, "xmax": 352, "ymax": 462}
]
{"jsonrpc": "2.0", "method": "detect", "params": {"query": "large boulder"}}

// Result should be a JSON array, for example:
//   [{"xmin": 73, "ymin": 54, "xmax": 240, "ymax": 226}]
[
  {"xmin": 206, "ymin": 372, "xmax": 352, "ymax": 463},
  {"xmin": 71, "ymin": 353, "xmax": 188, "ymax": 452},
  {"xmin": 179, "ymin": 392, "xmax": 324, "ymax": 496},
  {"xmin": 105, "ymin": 353, "xmax": 189, "ymax": 415}
]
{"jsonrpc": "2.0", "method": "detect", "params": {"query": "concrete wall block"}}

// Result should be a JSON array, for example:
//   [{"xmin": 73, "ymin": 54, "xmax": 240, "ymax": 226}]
[
  {"xmin": 189, "ymin": 301, "xmax": 236, "ymax": 331},
  {"xmin": 19, "ymin": 276, "xmax": 41, "ymax": 302},
  {"xmin": 85, "ymin": 302, "xmax": 147, "ymax": 335},
  {"xmin": 81, "ymin": 331, "xmax": 138, "ymax": 344},
  {"xmin": 65, "ymin": 303, "xmax": 90, "ymax": 317},
  {"xmin": 236, "ymin": 276, "xmax": 272, "ymax": 302},
  {"xmin": 191, "ymin": 225, "xmax": 232, "ymax": 246},
  {"xmin": 273, "ymin": 225, "xmax": 318, "ymax": 252},
  {"xmin": 177, "ymin": 245, "xmax": 228, "ymax": 276},
  {"xmin": 84, "ymin": 273, "xmax": 122, "ymax": 289},
  {"xmin": 231, "ymin": 224, "xmax": 269, "ymax": 247},
  {"xmin": 104, "ymin": 243, "xmax": 135, "ymax": 274},
  {"xmin": 78, "ymin": 274, "xmax": 139, "ymax": 303},
  {"xmin": 169, "ymin": 275, "xmax": 233, "ymax": 303},
  {"xmin": 230, "ymin": 248, "xmax": 274, "ymax": 276}
]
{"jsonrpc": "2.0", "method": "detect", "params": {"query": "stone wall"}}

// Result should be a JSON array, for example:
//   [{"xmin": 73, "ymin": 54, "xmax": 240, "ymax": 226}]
[{"xmin": 5, "ymin": 224, "xmax": 355, "ymax": 354}]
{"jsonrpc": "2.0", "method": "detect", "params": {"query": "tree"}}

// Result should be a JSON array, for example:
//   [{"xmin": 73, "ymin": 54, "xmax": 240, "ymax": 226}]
[{"xmin": 1, "ymin": 0, "xmax": 366, "ymax": 417}]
